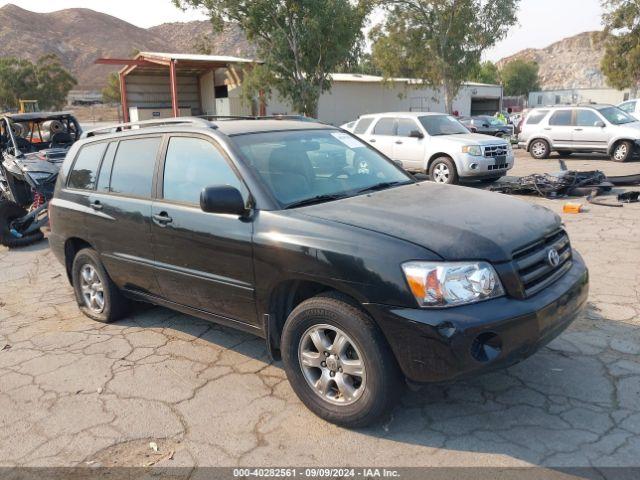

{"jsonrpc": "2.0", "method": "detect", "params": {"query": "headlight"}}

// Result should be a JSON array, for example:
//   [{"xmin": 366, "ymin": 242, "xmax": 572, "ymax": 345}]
[
  {"xmin": 462, "ymin": 145, "xmax": 482, "ymax": 156},
  {"xmin": 402, "ymin": 261, "xmax": 504, "ymax": 308}
]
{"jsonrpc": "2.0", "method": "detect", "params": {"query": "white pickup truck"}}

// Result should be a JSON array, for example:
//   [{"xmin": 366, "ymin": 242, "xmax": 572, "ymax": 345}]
[{"xmin": 346, "ymin": 112, "xmax": 514, "ymax": 185}]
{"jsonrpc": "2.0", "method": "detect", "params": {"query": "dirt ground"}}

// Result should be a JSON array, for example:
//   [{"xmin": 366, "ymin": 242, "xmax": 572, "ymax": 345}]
[{"xmin": 0, "ymin": 150, "xmax": 639, "ymax": 468}]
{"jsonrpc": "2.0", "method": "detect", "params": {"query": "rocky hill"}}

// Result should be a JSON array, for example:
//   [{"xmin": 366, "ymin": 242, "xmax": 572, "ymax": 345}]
[
  {"xmin": 0, "ymin": 4, "xmax": 254, "ymax": 91},
  {"xmin": 497, "ymin": 31, "xmax": 607, "ymax": 90}
]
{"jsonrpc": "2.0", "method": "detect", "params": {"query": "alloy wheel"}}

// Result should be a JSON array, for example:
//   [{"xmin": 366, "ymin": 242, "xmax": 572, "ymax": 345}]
[
  {"xmin": 531, "ymin": 141, "xmax": 546, "ymax": 158},
  {"xmin": 614, "ymin": 144, "xmax": 628, "ymax": 161},
  {"xmin": 298, "ymin": 324, "xmax": 366, "ymax": 406},
  {"xmin": 80, "ymin": 264, "xmax": 105, "ymax": 313},
  {"xmin": 433, "ymin": 163, "xmax": 450, "ymax": 183}
]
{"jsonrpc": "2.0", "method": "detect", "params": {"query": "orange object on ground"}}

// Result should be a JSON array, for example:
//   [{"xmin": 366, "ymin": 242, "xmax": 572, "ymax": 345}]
[{"xmin": 563, "ymin": 203, "xmax": 583, "ymax": 214}]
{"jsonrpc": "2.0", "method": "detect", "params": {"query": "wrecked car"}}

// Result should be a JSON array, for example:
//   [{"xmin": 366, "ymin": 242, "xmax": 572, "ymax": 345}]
[{"xmin": 0, "ymin": 112, "xmax": 81, "ymax": 247}]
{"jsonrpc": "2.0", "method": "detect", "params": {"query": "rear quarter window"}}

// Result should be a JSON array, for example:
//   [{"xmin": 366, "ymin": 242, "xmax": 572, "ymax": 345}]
[
  {"xmin": 109, "ymin": 137, "xmax": 161, "ymax": 198},
  {"xmin": 67, "ymin": 142, "xmax": 108, "ymax": 190},
  {"xmin": 354, "ymin": 118, "xmax": 374, "ymax": 134},
  {"xmin": 525, "ymin": 110, "xmax": 549, "ymax": 125}
]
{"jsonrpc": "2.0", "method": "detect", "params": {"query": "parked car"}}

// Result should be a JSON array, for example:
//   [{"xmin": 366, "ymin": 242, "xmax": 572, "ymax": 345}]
[
  {"xmin": 0, "ymin": 111, "xmax": 82, "ymax": 247},
  {"xmin": 50, "ymin": 116, "xmax": 588, "ymax": 427},
  {"xmin": 459, "ymin": 115, "xmax": 514, "ymax": 138},
  {"xmin": 617, "ymin": 98, "xmax": 640, "ymax": 121},
  {"xmin": 350, "ymin": 112, "xmax": 514, "ymax": 184},
  {"xmin": 519, "ymin": 104, "xmax": 640, "ymax": 161}
]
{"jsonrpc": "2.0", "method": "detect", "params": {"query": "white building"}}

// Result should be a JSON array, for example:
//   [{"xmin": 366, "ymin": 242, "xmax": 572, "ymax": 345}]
[
  {"xmin": 528, "ymin": 87, "xmax": 631, "ymax": 108},
  {"xmin": 267, "ymin": 74, "xmax": 503, "ymax": 125}
]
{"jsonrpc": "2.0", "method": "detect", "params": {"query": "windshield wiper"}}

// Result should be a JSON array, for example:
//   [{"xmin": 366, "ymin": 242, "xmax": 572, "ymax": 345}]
[
  {"xmin": 356, "ymin": 181, "xmax": 410, "ymax": 194},
  {"xmin": 284, "ymin": 193, "xmax": 348, "ymax": 209}
]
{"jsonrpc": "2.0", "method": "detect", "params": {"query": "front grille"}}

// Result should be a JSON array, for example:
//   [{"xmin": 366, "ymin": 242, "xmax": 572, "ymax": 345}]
[
  {"xmin": 513, "ymin": 229, "xmax": 572, "ymax": 297},
  {"xmin": 488, "ymin": 163, "xmax": 508, "ymax": 171},
  {"xmin": 483, "ymin": 145, "xmax": 508, "ymax": 157}
]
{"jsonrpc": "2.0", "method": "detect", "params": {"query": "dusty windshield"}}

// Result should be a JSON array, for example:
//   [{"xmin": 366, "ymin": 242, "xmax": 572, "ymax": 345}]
[
  {"xmin": 232, "ymin": 129, "xmax": 414, "ymax": 208},
  {"xmin": 419, "ymin": 115, "xmax": 469, "ymax": 136}
]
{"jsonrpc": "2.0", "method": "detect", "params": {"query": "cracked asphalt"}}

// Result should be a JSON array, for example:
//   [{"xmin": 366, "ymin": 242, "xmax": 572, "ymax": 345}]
[{"xmin": 0, "ymin": 152, "xmax": 639, "ymax": 468}]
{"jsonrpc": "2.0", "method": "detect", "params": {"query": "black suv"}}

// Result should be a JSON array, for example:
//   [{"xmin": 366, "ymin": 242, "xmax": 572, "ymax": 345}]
[{"xmin": 50, "ymin": 117, "xmax": 589, "ymax": 427}]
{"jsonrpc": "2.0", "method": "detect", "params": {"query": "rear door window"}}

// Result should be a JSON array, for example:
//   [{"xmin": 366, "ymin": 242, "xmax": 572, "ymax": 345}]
[
  {"xmin": 109, "ymin": 137, "xmax": 161, "ymax": 198},
  {"xmin": 162, "ymin": 137, "xmax": 245, "ymax": 205},
  {"xmin": 372, "ymin": 118, "xmax": 396, "ymax": 136},
  {"xmin": 548, "ymin": 110, "xmax": 573, "ymax": 126},
  {"xmin": 67, "ymin": 142, "xmax": 107, "ymax": 190},
  {"xmin": 96, "ymin": 142, "xmax": 117, "ymax": 192}
]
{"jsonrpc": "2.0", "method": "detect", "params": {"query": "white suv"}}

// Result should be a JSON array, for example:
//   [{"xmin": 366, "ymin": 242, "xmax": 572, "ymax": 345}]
[
  {"xmin": 350, "ymin": 112, "xmax": 514, "ymax": 184},
  {"xmin": 618, "ymin": 99, "xmax": 640, "ymax": 121},
  {"xmin": 519, "ymin": 104, "xmax": 640, "ymax": 162}
]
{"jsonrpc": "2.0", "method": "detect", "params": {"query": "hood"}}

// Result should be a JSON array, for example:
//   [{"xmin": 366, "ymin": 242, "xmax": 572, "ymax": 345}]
[
  {"xmin": 433, "ymin": 133, "xmax": 508, "ymax": 146},
  {"xmin": 298, "ymin": 182, "xmax": 561, "ymax": 263},
  {"xmin": 16, "ymin": 148, "xmax": 69, "ymax": 175}
]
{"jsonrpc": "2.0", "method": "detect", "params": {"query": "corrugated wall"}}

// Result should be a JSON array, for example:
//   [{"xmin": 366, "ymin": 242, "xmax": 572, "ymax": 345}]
[{"xmin": 125, "ymin": 74, "xmax": 201, "ymax": 113}]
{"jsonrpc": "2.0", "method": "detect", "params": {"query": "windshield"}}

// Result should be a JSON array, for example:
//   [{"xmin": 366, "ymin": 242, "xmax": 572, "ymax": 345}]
[
  {"xmin": 232, "ymin": 129, "xmax": 414, "ymax": 208},
  {"xmin": 483, "ymin": 117, "xmax": 505, "ymax": 126},
  {"xmin": 418, "ymin": 115, "xmax": 469, "ymax": 136},
  {"xmin": 598, "ymin": 107, "xmax": 636, "ymax": 125}
]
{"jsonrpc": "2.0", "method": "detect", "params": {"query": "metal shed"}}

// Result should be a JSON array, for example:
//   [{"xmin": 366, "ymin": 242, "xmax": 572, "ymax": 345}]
[{"xmin": 95, "ymin": 52, "xmax": 260, "ymax": 122}]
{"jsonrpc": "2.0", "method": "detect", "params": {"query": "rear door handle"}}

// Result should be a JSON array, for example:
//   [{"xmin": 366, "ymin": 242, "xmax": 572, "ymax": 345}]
[
  {"xmin": 90, "ymin": 200, "xmax": 103, "ymax": 211},
  {"xmin": 574, "ymin": 128, "xmax": 583, "ymax": 131},
  {"xmin": 395, "ymin": 141, "xmax": 403, "ymax": 145},
  {"xmin": 369, "ymin": 139, "xmax": 376, "ymax": 143},
  {"xmin": 152, "ymin": 212, "xmax": 173, "ymax": 226}
]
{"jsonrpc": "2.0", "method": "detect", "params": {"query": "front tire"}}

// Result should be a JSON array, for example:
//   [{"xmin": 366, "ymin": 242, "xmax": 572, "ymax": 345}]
[
  {"xmin": 71, "ymin": 248, "xmax": 129, "ymax": 323},
  {"xmin": 0, "ymin": 200, "xmax": 44, "ymax": 248},
  {"xmin": 611, "ymin": 141, "xmax": 633, "ymax": 162},
  {"xmin": 429, "ymin": 157, "xmax": 458, "ymax": 185},
  {"xmin": 530, "ymin": 139, "xmax": 550, "ymax": 159},
  {"xmin": 281, "ymin": 293, "xmax": 402, "ymax": 427}
]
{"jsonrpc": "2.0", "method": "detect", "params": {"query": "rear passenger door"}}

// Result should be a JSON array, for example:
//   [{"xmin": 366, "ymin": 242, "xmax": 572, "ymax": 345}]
[
  {"xmin": 366, "ymin": 117, "xmax": 396, "ymax": 158},
  {"xmin": 86, "ymin": 135, "xmax": 163, "ymax": 296},
  {"xmin": 150, "ymin": 134, "xmax": 257, "ymax": 325},
  {"xmin": 546, "ymin": 109, "xmax": 574, "ymax": 148}
]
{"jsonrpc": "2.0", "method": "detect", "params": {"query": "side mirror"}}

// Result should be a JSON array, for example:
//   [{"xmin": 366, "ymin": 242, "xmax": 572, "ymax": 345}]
[
  {"xmin": 392, "ymin": 159, "xmax": 404, "ymax": 168},
  {"xmin": 595, "ymin": 121, "xmax": 605, "ymax": 128},
  {"xmin": 409, "ymin": 130, "xmax": 424, "ymax": 139},
  {"xmin": 200, "ymin": 185, "xmax": 248, "ymax": 216}
]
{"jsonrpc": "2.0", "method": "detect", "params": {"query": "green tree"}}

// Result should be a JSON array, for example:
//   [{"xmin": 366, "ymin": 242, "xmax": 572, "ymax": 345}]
[
  {"xmin": 0, "ymin": 55, "xmax": 76, "ymax": 110},
  {"xmin": 470, "ymin": 61, "xmax": 501, "ymax": 85},
  {"xmin": 370, "ymin": 0, "xmax": 519, "ymax": 113},
  {"xmin": 501, "ymin": 59, "xmax": 539, "ymax": 96},
  {"xmin": 102, "ymin": 72, "xmax": 121, "ymax": 104},
  {"xmin": 173, "ymin": 0, "xmax": 372, "ymax": 117},
  {"xmin": 601, "ymin": 0, "xmax": 640, "ymax": 97}
]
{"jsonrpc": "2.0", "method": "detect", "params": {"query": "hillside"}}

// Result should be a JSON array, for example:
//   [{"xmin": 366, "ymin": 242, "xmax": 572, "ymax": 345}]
[
  {"xmin": 497, "ymin": 31, "xmax": 607, "ymax": 90},
  {"xmin": 0, "ymin": 4, "xmax": 254, "ymax": 91}
]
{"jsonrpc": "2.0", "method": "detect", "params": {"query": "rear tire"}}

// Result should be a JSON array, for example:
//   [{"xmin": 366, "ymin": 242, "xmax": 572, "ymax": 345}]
[
  {"xmin": 530, "ymin": 139, "xmax": 550, "ymax": 159},
  {"xmin": 281, "ymin": 292, "xmax": 402, "ymax": 427},
  {"xmin": 429, "ymin": 157, "xmax": 459, "ymax": 185},
  {"xmin": 71, "ymin": 248, "xmax": 129, "ymax": 323},
  {"xmin": 611, "ymin": 141, "xmax": 633, "ymax": 162},
  {"xmin": 0, "ymin": 200, "xmax": 44, "ymax": 248}
]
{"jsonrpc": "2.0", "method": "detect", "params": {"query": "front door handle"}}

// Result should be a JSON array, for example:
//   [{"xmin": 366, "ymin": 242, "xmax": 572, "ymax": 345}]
[
  {"xmin": 574, "ymin": 128, "xmax": 583, "ymax": 131},
  {"xmin": 369, "ymin": 139, "xmax": 376, "ymax": 143},
  {"xmin": 395, "ymin": 140, "xmax": 403, "ymax": 145},
  {"xmin": 90, "ymin": 200, "xmax": 103, "ymax": 211},
  {"xmin": 152, "ymin": 212, "xmax": 173, "ymax": 226}
]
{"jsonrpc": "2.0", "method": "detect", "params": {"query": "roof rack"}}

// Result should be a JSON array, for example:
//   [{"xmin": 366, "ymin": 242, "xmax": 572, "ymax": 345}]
[{"xmin": 82, "ymin": 117, "xmax": 214, "ymax": 138}]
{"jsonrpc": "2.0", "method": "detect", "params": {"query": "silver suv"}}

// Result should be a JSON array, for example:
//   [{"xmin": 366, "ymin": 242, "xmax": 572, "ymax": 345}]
[{"xmin": 519, "ymin": 104, "xmax": 640, "ymax": 162}]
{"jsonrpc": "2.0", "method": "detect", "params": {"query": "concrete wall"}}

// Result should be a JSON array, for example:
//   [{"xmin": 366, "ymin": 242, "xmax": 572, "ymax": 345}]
[
  {"xmin": 266, "ymin": 81, "xmax": 502, "ymax": 125},
  {"xmin": 528, "ymin": 88, "xmax": 631, "ymax": 107}
]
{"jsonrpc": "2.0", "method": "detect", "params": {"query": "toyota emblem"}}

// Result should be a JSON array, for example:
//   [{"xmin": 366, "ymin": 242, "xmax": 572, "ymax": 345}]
[{"xmin": 547, "ymin": 248, "xmax": 560, "ymax": 267}]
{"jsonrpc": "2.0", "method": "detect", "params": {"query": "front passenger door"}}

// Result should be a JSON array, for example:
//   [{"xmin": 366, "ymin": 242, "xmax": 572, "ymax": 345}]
[
  {"xmin": 151, "ymin": 135, "xmax": 257, "ymax": 326},
  {"xmin": 393, "ymin": 118, "xmax": 426, "ymax": 170}
]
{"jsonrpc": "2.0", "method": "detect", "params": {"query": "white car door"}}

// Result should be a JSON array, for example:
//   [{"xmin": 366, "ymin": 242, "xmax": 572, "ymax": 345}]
[
  {"xmin": 393, "ymin": 118, "xmax": 426, "ymax": 170},
  {"xmin": 572, "ymin": 109, "xmax": 609, "ymax": 151},
  {"xmin": 366, "ymin": 117, "xmax": 397, "ymax": 159}
]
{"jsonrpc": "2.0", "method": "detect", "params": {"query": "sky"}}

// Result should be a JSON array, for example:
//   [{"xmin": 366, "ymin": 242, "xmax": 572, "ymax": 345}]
[{"xmin": 0, "ymin": 0, "xmax": 604, "ymax": 62}]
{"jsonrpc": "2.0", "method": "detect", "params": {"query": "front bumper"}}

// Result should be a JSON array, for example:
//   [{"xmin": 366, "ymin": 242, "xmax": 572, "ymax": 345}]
[
  {"xmin": 364, "ymin": 251, "xmax": 589, "ymax": 383},
  {"xmin": 455, "ymin": 152, "xmax": 515, "ymax": 178}
]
